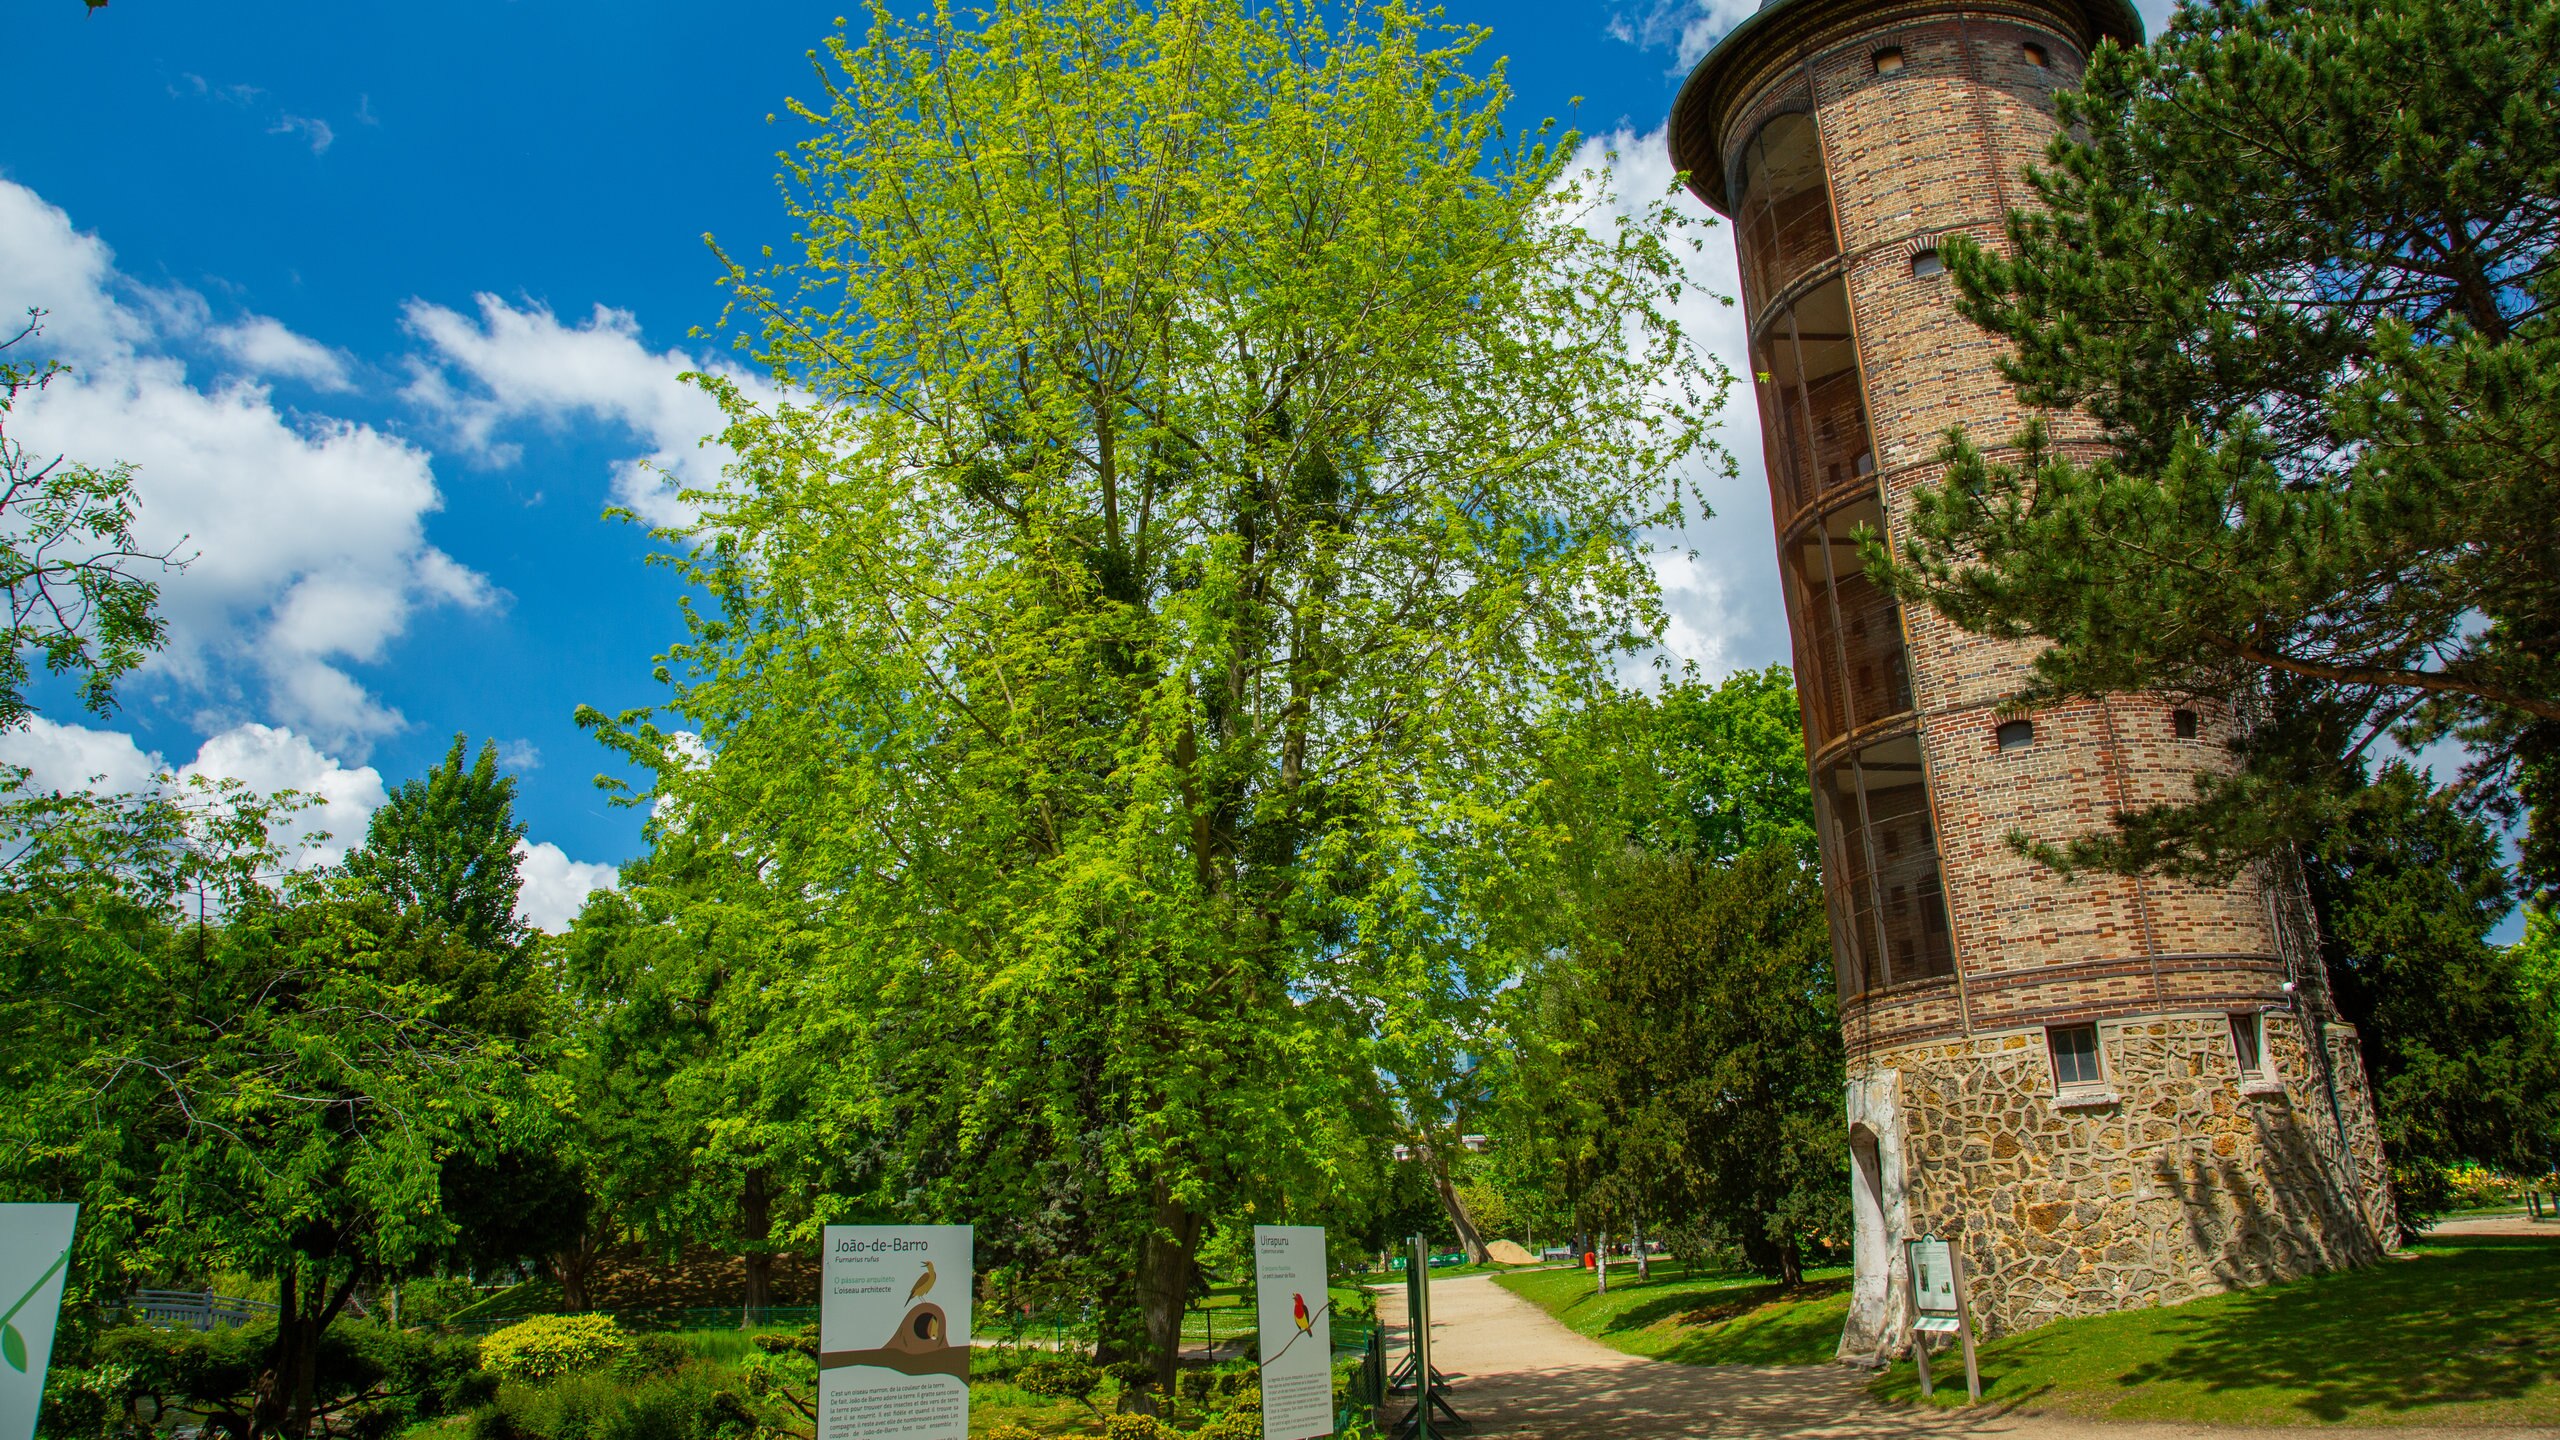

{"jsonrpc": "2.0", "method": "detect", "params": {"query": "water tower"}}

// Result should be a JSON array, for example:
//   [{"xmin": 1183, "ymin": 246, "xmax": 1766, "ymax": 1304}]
[{"xmin": 1665, "ymin": 0, "xmax": 2396, "ymax": 1349}]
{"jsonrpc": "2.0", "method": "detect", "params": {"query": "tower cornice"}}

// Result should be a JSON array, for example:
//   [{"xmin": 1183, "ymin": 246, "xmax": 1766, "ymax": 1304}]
[{"xmin": 1666, "ymin": 0, "xmax": 2143, "ymax": 214}]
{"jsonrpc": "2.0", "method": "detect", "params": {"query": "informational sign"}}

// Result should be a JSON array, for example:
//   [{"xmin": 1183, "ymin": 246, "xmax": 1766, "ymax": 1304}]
[
  {"xmin": 1253, "ymin": 1225, "xmax": 1333, "ymax": 1440},
  {"xmin": 1902, "ymin": 1235, "xmax": 1979, "ymax": 1401},
  {"xmin": 1908, "ymin": 1238, "xmax": 1956, "ymax": 1314},
  {"xmin": 819, "ymin": 1226, "xmax": 971, "ymax": 1440},
  {"xmin": 1, "ymin": 1205, "xmax": 79, "ymax": 1440}
]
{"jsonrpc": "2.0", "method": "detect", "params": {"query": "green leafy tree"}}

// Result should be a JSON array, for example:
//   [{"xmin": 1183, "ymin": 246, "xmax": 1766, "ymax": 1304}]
[
  {"xmin": 1873, "ymin": 0, "xmax": 2560, "ymax": 891},
  {"xmin": 592, "ymin": 0, "xmax": 1716, "ymax": 1389},
  {"xmin": 1574, "ymin": 845, "xmax": 1842, "ymax": 1285},
  {"xmin": 343, "ymin": 735, "xmax": 530, "ymax": 954},
  {"xmin": 2306, "ymin": 763, "xmax": 2560, "ymax": 1226},
  {"xmin": 0, "ymin": 313, "xmax": 180, "ymax": 728},
  {"xmin": 1505, "ymin": 667, "xmax": 1842, "ymax": 1282},
  {"xmin": 552, "ymin": 834, "xmax": 835, "ymax": 1321},
  {"xmin": 1, "ymin": 787, "xmax": 552, "ymax": 1439}
]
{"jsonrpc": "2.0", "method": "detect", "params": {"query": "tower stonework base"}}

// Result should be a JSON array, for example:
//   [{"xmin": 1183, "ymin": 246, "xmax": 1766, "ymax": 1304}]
[{"xmin": 1666, "ymin": 0, "xmax": 2396, "ymax": 1351}]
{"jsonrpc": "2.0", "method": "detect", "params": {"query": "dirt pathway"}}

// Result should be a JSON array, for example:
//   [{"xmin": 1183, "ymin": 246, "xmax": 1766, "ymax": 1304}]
[{"xmin": 1372, "ymin": 1271, "xmax": 2555, "ymax": 1440}]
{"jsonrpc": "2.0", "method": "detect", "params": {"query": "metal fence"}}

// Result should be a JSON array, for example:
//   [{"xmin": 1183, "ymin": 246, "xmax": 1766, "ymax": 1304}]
[{"xmin": 123, "ymin": 1290, "xmax": 279, "ymax": 1332}]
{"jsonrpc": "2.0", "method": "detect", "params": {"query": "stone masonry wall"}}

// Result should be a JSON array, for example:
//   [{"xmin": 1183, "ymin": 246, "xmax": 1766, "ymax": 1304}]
[{"xmin": 1883, "ymin": 1013, "xmax": 2395, "ymax": 1338}]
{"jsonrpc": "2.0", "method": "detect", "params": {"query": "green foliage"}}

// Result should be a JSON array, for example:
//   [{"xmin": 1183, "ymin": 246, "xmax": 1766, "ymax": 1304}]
[
  {"xmin": 88, "ymin": 1319, "xmax": 489, "ymax": 1437},
  {"xmin": 0, "ymin": 771, "xmax": 557, "ymax": 1435},
  {"xmin": 1016, "ymin": 1355, "xmax": 1103, "ymax": 1404},
  {"xmin": 478, "ymin": 1368, "xmax": 759, "ymax": 1440},
  {"xmin": 1572, "ymin": 846, "xmax": 1844, "ymax": 1283},
  {"xmin": 1497, "ymin": 667, "xmax": 1836, "ymax": 1281},
  {"xmin": 586, "ymin": 0, "xmax": 1718, "ymax": 1387},
  {"xmin": 1102, "ymin": 1417, "xmax": 1179, "ymax": 1440},
  {"xmin": 1627, "ymin": 664, "xmax": 1817, "ymax": 863},
  {"xmin": 1874, "ymin": 0, "xmax": 2560, "ymax": 890},
  {"xmin": 2305, "ymin": 764, "xmax": 2560, "ymax": 1215},
  {"xmin": 344, "ymin": 734, "xmax": 531, "ymax": 955},
  {"xmin": 0, "ymin": 314, "xmax": 176, "ymax": 728},
  {"xmin": 1192, "ymin": 1410, "xmax": 1264, "ymax": 1440},
  {"xmin": 479, "ymin": 1314, "xmax": 635, "ymax": 1383}
]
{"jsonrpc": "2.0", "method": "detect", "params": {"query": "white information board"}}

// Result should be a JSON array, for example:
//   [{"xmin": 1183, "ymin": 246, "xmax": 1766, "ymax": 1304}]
[
  {"xmin": 1907, "ymin": 1237, "xmax": 1957, "ymax": 1315},
  {"xmin": 1254, "ymin": 1225, "xmax": 1333, "ymax": 1440},
  {"xmin": 819, "ymin": 1226, "xmax": 971, "ymax": 1440},
  {"xmin": 1, "ymin": 1205, "xmax": 78, "ymax": 1440}
]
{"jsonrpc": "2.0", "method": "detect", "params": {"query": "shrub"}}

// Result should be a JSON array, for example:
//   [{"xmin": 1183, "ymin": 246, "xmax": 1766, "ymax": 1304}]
[
  {"xmin": 616, "ymin": 1333, "xmax": 694, "ymax": 1378},
  {"xmin": 1015, "ymin": 1355, "xmax": 1102, "ymax": 1403},
  {"xmin": 479, "ymin": 1314, "xmax": 632, "ymax": 1383},
  {"xmin": 93, "ymin": 1319, "xmax": 486, "ymax": 1426},
  {"xmin": 982, "ymin": 1427, "xmax": 1042, "ymax": 1440},
  {"xmin": 1194, "ymin": 1409, "xmax": 1263, "ymax": 1440},
  {"xmin": 1102, "ymin": 1416, "xmax": 1177, "ymax": 1440},
  {"xmin": 475, "ymin": 1370, "xmax": 756, "ymax": 1440}
]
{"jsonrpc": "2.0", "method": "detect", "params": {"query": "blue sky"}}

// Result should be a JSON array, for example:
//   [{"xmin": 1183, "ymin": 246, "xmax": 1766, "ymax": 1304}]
[{"xmin": 0, "ymin": 0, "xmax": 2179, "ymax": 927}]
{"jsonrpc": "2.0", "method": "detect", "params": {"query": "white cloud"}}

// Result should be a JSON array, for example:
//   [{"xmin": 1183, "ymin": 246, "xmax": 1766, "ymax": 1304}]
[
  {"xmin": 181, "ymin": 722, "xmax": 388, "ymax": 869},
  {"xmin": 514, "ymin": 839, "xmax": 618, "ymax": 932},
  {"xmin": 270, "ymin": 114, "xmax": 336, "ymax": 155},
  {"xmin": 1567, "ymin": 125, "xmax": 1793, "ymax": 686},
  {"xmin": 0, "ymin": 718, "xmax": 617, "ymax": 926},
  {"xmin": 402, "ymin": 295, "xmax": 773, "ymax": 529},
  {"xmin": 0, "ymin": 716, "xmax": 165, "ymax": 796},
  {"xmin": 211, "ymin": 315, "xmax": 352, "ymax": 390},
  {"xmin": 497, "ymin": 738, "xmax": 541, "ymax": 771},
  {"xmin": 0, "ymin": 178, "xmax": 495, "ymax": 753},
  {"xmin": 1608, "ymin": 0, "xmax": 1761, "ymax": 69}
]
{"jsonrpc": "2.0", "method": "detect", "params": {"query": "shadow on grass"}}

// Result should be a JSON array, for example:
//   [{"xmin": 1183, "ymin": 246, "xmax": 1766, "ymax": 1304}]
[{"xmin": 1882, "ymin": 1236, "xmax": 2560, "ymax": 1424}]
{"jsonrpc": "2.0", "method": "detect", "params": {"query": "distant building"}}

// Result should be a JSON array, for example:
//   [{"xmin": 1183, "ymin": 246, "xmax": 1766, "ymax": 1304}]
[{"xmin": 1664, "ymin": 0, "xmax": 2396, "ymax": 1350}]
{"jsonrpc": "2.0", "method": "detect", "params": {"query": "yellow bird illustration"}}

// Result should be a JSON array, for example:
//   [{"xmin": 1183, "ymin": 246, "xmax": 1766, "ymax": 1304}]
[{"xmin": 908, "ymin": 1260, "xmax": 938, "ymax": 1304}]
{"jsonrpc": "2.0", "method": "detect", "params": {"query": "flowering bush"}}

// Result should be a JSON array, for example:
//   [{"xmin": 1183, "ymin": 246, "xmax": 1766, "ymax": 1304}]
[{"xmin": 478, "ymin": 1313, "xmax": 633, "ymax": 1382}]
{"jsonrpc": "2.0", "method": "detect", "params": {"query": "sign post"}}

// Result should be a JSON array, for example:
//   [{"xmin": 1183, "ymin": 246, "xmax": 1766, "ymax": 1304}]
[
  {"xmin": 1, "ymin": 1204, "xmax": 79, "ymax": 1440},
  {"xmin": 819, "ymin": 1226, "xmax": 972, "ymax": 1440},
  {"xmin": 1253, "ymin": 1226, "xmax": 1333, "ymax": 1440},
  {"xmin": 1387, "ymin": 1235, "xmax": 1462, "ymax": 1440},
  {"xmin": 1902, "ymin": 1236, "xmax": 1979, "ymax": 1403}
]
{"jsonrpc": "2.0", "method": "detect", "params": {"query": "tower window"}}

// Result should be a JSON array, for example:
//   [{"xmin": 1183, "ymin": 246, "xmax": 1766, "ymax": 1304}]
[
  {"xmin": 1996, "ymin": 718, "xmax": 2034, "ymax": 751},
  {"xmin": 2229, "ymin": 1013, "xmax": 2267, "ymax": 1077},
  {"xmin": 2048, "ymin": 1023, "xmax": 2102, "ymax": 1089},
  {"xmin": 2022, "ymin": 41, "xmax": 2050, "ymax": 66},
  {"xmin": 1873, "ymin": 47, "xmax": 1905, "ymax": 73},
  {"xmin": 1911, "ymin": 249, "xmax": 1945, "ymax": 278},
  {"xmin": 2172, "ymin": 708, "xmax": 2200, "ymax": 739}
]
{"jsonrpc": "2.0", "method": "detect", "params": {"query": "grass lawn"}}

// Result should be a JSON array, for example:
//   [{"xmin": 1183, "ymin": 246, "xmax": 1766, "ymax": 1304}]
[
  {"xmin": 1494, "ymin": 1259, "xmax": 1851, "ymax": 1366},
  {"xmin": 1871, "ymin": 1234, "xmax": 2560, "ymax": 1427}
]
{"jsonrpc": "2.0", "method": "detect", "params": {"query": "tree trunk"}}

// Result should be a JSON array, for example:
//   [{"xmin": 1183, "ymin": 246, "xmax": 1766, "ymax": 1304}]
[
  {"xmin": 1778, "ymin": 1235, "xmax": 1803, "ymax": 1291},
  {"xmin": 1596, "ymin": 1230, "xmax": 1609, "ymax": 1294},
  {"xmin": 1634, "ymin": 1221, "xmax": 1650, "ymax": 1283},
  {"xmin": 549, "ymin": 1212, "xmax": 609, "ymax": 1313},
  {"xmin": 1423, "ymin": 1143, "xmax": 1491, "ymax": 1265},
  {"xmin": 251, "ymin": 1262, "xmax": 359, "ymax": 1439},
  {"xmin": 1128, "ymin": 1186, "xmax": 1201, "ymax": 1410},
  {"xmin": 740, "ymin": 1168, "xmax": 774, "ymax": 1324}
]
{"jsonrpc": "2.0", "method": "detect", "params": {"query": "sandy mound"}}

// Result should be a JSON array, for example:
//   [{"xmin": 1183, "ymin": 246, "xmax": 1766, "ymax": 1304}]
[{"xmin": 1484, "ymin": 1240, "xmax": 1537, "ymax": 1266}]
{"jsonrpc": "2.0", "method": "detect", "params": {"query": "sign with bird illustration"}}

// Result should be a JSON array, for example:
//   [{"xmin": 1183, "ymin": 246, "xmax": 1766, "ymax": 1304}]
[
  {"xmin": 0, "ymin": 1205, "xmax": 78, "ymax": 1440},
  {"xmin": 819, "ymin": 1225, "xmax": 973, "ymax": 1440},
  {"xmin": 1253, "ymin": 1225, "xmax": 1333, "ymax": 1440}
]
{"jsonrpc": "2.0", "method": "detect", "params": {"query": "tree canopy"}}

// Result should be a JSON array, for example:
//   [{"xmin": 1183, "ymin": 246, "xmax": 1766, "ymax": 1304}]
[{"xmin": 585, "ymin": 0, "xmax": 1720, "ymax": 1390}]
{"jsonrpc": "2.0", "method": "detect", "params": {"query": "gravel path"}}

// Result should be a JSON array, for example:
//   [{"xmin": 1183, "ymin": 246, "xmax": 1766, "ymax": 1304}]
[{"xmin": 1372, "ymin": 1270, "xmax": 2557, "ymax": 1440}]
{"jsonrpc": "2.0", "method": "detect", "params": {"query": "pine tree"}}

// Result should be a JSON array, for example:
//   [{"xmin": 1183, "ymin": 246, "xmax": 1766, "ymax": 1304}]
[
  {"xmin": 1875, "ymin": 0, "xmax": 2560, "ymax": 892},
  {"xmin": 344, "ymin": 735, "xmax": 529, "ymax": 953}
]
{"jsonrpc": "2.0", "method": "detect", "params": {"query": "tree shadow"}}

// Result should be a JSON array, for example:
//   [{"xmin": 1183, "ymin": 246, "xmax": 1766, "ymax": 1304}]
[{"xmin": 2109, "ymin": 1237, "xmax": 2560, "ymax": 1420}]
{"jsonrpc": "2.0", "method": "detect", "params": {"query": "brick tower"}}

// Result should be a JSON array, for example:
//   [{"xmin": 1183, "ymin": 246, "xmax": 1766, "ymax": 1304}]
[{"xmin": 1666, "ymin": 0, "xmax": 2397, "ymax": 1350}]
